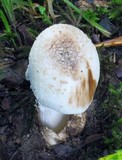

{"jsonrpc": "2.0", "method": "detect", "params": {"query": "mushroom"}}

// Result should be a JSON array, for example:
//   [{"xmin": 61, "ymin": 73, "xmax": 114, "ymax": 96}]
[{"xmin": 26, "ymin": 24, "xmax": 100, "ymax": 145}]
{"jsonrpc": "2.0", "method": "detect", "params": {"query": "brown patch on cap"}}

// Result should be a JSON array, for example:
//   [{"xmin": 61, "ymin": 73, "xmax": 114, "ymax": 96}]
[
  {"xmin": 68, "ymin": 79, "xmax": 86, "ymax": 107},
  {"xmin": 88, "ymin": 68, "xmax": 96, "ymax": 101},
  {"xmin": 68, "ymin": 68, "xmax": 97, "ymax": 108},
  {"xmin": 75, "ymin": 86, "xmax": 85, "ymax": 107},
  {"xmin": 82, "ymin": 78, "xmax": 86, "ymax": 91},
  {"xmin": 82, "ymin": 59, "xmax": 97, "ymax": 102},
  {"xmin": 48, "ymin": 34, "xmax": 81, "ymax": 79}
]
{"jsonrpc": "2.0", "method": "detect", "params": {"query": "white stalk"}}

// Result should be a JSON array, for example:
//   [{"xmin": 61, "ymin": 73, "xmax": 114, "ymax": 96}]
[{"xmin": 37, "ymin": 103, "xmax": 68, "ymax": 133}]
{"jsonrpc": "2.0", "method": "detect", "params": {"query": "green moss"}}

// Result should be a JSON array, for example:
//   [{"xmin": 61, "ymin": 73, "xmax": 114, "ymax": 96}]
[
  {"xmin": 102, "ymin": 82, "xmax": 122, "ymax": 152},
  {"xmin": 99, "ymin": 149, "xmax": 122, "ymax": 160}
]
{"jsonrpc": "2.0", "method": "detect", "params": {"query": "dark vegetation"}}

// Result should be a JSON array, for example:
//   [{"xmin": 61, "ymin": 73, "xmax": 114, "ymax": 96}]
[{"xmin": 0, "ymin": 0, "xmax": 122, "ymax": 159}]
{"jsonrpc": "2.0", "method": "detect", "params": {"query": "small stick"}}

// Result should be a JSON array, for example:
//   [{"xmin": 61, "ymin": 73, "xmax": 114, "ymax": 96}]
[{"xmin": 95, "ymin": 36, "xmax": 122, "ymax": 48}]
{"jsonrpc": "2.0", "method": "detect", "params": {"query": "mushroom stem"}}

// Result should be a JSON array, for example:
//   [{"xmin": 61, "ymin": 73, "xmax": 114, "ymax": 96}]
[{"xmin": 37, "ymin": 103, "xmax": 69, "ymax": 133}]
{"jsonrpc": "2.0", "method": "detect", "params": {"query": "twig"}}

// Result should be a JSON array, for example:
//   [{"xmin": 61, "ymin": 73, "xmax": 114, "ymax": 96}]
[{"xmin": 95, "ymin": 36, "xmax": 122, "ymax": 48}]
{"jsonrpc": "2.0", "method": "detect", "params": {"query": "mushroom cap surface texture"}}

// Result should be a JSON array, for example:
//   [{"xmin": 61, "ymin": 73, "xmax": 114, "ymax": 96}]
[{"xmin": 26, "ymin": 24, "xmax": 100, "ymax": 114}]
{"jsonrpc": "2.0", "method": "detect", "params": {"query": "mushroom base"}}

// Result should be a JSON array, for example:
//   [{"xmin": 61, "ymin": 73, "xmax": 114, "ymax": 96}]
[
  {"xmin": 36, "ymin": 104, "xmax": 87, "ymax": 146},
  {"xmin": 43, "ymin": 112, "xmax": 87, "ymax": 146}
]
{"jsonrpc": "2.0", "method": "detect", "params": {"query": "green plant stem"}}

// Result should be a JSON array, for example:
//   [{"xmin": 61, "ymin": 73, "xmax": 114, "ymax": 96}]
[{"xmin": 38, "ymin": 5, "xmax": 52, "ymax": 25}]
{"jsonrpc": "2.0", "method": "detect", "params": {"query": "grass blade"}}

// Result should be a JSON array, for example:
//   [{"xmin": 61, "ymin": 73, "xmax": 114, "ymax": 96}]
[
  {"xmin": 62, "ymin": 0, "xmax": 111, "ymax": 37},
  {"xmin": 1, "ymin": 0, "xmax": 15, "ymax": 23},
  {"xmin": 0, "ymin": 9, "xmax": 11, "ymax": 33}
]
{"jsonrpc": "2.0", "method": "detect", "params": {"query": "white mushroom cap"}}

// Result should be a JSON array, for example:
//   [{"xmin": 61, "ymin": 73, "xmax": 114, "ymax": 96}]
[{"xmin": 26, "ymin": 24, "xmax": 100, "ymax": 115}]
